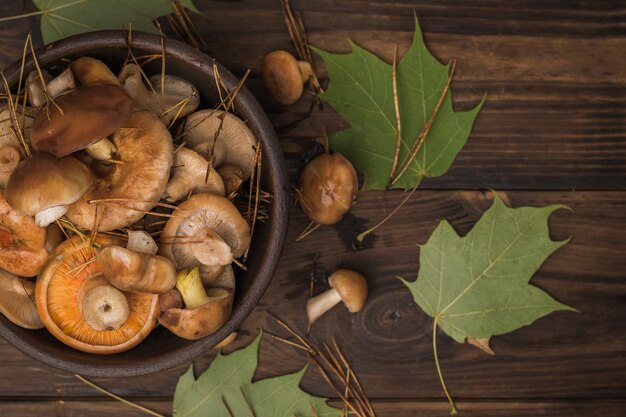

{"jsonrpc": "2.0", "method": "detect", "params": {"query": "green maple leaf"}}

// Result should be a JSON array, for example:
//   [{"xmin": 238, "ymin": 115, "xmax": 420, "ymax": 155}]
[
  {"xmin": 313, "ymin": 17, "xmax": 483, "ymax": 191},
  {"xmin": 173, "ymin": 331, "xmax": 341, "ymax": 417},
  {"xmin": 401, "ymin": 193, "xmax": 575, "ymax": 413},
  {"xmin": 32, "ymin": 0, "xmax": 199, "ymax": 44}
]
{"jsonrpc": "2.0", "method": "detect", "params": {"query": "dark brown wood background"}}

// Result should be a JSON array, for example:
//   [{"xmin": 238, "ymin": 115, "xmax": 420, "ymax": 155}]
[{"xmin": 1, "ymin": 0, "xmax": 625, "ymax": 416}]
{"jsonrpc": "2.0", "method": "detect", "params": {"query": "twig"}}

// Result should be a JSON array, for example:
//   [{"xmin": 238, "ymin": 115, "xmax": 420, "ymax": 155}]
[
  {"xmin": 75, "ymin": 374, "xmax": 165, "ymax": 417},
  {"xmin": 387, "ymin": 43, "xmax": 401, "ymax": 186}
]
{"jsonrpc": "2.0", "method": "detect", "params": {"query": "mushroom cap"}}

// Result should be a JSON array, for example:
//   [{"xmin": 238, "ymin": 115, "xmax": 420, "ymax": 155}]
[
  {"xmin": 184, "ymin": 110, "xmax": 257, "ymax": 180},
  {"xmin": 96, "ymin": 245, "xmax": 177, "ymax": 294},
  {"xmin": 149, "ymin": 74, "xmax": 200, "ymax": 123},
  {"xmin": 262, "ymin": 50, "xmax": 305, "ymax": 105},
  {"xmin": 158, "ymin": 267, "xmax": 235, "ymax": 340},
  {"xmin": 163, "ymin": 147, "xmax": 225, "ymax": 202},
  {"xmin": 36, "ymin": 234, "xmax": 159, "ymax": 354},
  {"xmin": 70, "ymin": 57, "xmax": 120, "ymax": 86},
  {"xmin": 329, "ymin": 269, "xmax": 367, "ymax": 313},
  {"xmin": 30, "ymin": 84, "xmax": 134, "ymax": 157},
  {"xmin": 66, "ymin": 110, "xmax": 174, "ymax": 231},
  {"xmin": 158, "ymin": 193, "xmax": 251, "ymax": 268},
  {"xmin": 0, "ymin": 270, "xmax": 44, "ymax": 329},
  {"xmin": 0, "ymin": 193, "xmax": 49, "ymax": 277},
  {"xmin": 297, "ymin": 152, "xmax": 358, "ymax": 225},
  {"xmin": 5, "ymin": 152, "xmax": 93, "ymax": 217}
]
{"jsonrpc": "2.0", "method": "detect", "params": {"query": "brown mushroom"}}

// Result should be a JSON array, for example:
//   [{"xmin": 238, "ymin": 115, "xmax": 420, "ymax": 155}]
[
  {"xmin": 217, "ymin": 163, "xmax": 245, "ymax": 196},
  {"xmin": 163, "ymin": 147, "xmax": 225, "ymax": 202},
  {"xmin": 306, "ymin": 269, "xmax": 368, "ymax": 326},
  {"xmin": 118, "ymin": 64, "xmax": 200, "ymax": 124},
  {"xmin": 5, "ymin": 152, "xmax": 93, "ymax": 227},
  {"xmin": 0, "ymin": 106, "xmax": 32, "ymax": 187},
  {"xmin": 0, "ymin": 192, "xmax": 50, "ymax": 277},
  {"xmin": 36, "ymin": 234, "xmax": 159, "ymax": 354},
  {"xmin": 30, "ymin": 83, "xmax": 134, "ymax": 157},
  {"xmin": 183, "ymin": 110, "xmax": 257, "ymax": 182},
  {"xmin": 66, "ymin": 110, "xmax": 174, "ymax": 231},
  {"xmin": 159, "ymin": 266, "xmax": 234, "ymax": 340},
  {"xmin": 262, "ymin": 50, "xmax": 313, "ymax": 105},
  {"xmin": 70, "ymin": 57, "xmax": 120, "ymax": 86},
  {"xmin": 158, "ymin": 193, "xmax": 250, "ymax": 277},
  {"xmin": 0, "ymin": 269, "xmax": 44, "ymax": 329},
  {"xmin": 96, "ymin": 245, "xmax": 177, "ymax": 294},
  {"xmin": 296, "ymin": 152, "xmax": 358, "ymax": 225},
  {"xmin": 126, "ymin": 230, "xmax": 159, "ymax": 255}
]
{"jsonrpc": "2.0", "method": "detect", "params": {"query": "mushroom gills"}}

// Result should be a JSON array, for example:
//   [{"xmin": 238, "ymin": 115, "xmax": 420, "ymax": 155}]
[{"xmin": 0, "ymin": 270, "xmax": 44, "ymax": 329}]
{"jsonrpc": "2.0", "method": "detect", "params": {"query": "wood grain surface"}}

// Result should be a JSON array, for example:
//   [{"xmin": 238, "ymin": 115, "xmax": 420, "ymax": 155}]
[{"xmin": 0, "ymin": 0, "xmax": 625, "ymax": 416}]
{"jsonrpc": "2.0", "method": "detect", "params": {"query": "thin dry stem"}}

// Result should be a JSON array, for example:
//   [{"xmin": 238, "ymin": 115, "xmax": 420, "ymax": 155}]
[
  {"xmin": 295, "ymin": 221, "xmax": 321, "ymax": 242},
  {"xmin": 388, "ymin": 43, "xmax": 401, "ymax": 186},
  {"xmin": 391, "ymin": 60, "xmax": 457, "ymax": 186}
]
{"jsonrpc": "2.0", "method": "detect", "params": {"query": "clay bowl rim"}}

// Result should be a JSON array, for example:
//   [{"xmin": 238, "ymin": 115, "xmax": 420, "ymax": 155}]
[{"xmin": 0, "ymin": 30, "xmax": 289, "ymax": 377}]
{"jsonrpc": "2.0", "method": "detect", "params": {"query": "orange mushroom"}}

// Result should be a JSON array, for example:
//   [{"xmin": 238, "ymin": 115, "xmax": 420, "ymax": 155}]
[{"xmin": 36, "ymin": 234, "xmax": 159, "ymax": 354}]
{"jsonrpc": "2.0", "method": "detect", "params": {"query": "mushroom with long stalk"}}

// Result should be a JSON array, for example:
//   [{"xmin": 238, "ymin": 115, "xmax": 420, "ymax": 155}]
[{"xmin": 306, "ymin": 269, "xmax": 368, "ymax": 326}]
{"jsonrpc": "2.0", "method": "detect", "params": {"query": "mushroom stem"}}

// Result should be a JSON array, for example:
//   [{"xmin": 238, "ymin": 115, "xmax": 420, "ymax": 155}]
[
  {"xmin": 298, "ymin": 61, "xmax": 313, "ymax": 83},
  {"xmin": 306, "ymin": 288, "xmax": 343, "ymax": 325},
  {"xmin": 176, "ymin": 267, "xmax": 211, "ymax": 309},
  {"xmin": 35, "ymin": 205, "xmax": 69, "ymax": 227},
  {"xmin": 85, "ymin": 138, "xmax": 117, "ymax": 161},
  {"xmin": 81, "ymin": 277, "xmax": 130, "ymax": 331}
]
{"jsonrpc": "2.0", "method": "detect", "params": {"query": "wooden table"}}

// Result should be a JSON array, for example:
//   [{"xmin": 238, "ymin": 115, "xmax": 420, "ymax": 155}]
[{"xmin": 1, "ymin": 1, "xmax": 625, "ymax": 416}]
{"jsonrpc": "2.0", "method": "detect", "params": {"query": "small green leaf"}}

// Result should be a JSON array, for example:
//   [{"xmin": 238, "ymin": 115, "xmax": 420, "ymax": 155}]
[
  {"xmin": 313, "ymin": 16, "xmax": 483, "ymax": 191},
  {"xmin": 402, "ymin": 193, "xmax": 575, "ymax": 344},
  {"xmin": 32, "ymin": 0, "xmax": 199, "ymax": 44},
  {"xmin": 172, "ymin": 331, "xmax": 341, "ymax": 417}
]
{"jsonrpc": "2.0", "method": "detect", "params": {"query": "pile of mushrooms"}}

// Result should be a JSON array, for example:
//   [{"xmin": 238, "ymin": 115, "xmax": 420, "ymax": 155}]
[{"xmin": 0, "ymin": 56, "xmax": 258, "ymax": 354}]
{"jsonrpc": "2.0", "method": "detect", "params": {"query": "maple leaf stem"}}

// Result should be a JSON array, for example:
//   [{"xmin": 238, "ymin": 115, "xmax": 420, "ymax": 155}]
[
  {"xmin": 0, "ymin": 0, "xmax": 88, "ymax": 23},
  {"xmin": 391, "ymin": 59, "xmax": 457, "ymax": 187},
  {"xmin": 387, "ymin": 43, "xmax": 402, "ymax": 187},
  {"xmin": 432, "ymin": 318, "xmax": 458, "ymax": 415},
  {"xmin": 75, "ymin": 374, "xmax": 166, "ymax": 417},
  {"xmin": 355, "ymin": 180, "xmax": 419, "ymax": 243}
]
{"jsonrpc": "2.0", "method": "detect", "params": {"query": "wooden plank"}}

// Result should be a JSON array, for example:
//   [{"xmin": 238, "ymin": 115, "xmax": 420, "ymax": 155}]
[
  {"xmin": 1, "ymin": 399, "xmax": 625, "ymax": 417},
  {"xmin": 0, "ymin": 191, "xmax": 623, "ymax": 400}
]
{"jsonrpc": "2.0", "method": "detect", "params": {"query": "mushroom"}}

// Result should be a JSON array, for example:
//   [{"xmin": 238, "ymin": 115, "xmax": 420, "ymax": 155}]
[
  {"xmin": 29, "ymin": 83, "xmax": 133, "ymax": 158},
  {"xmin": 217, "ymin": 163, "xmax": 245, "ymax": 196},
  {"xmin": 126, "ymin": 230, "xmax": 159, "ymax": 255},
  {"xmin": 0, "ymin": 145, "xmax": 20, "ymax": 185},
  {"xmin": 36, "ymin": 234, "xmax": 159, "ymax": 354},
  {"xmin": 163, "ymin": 147, "xmax": 225, "ymax": 202},
  {"xmin": 183, "ymin": 109, "xmax": 257, "ymax": 182},
  {"xmin": 262, "ymin": 50, "xmax": 313, "ymax": 105},
  {"xmin": 0, "ymin": 269, "xmax": 44, "ymax": 329},
  {"xmin": 4, "ymin": 152, "xmax": 93, "ymax": 227},
  {"xmin": 66, "ymin": 110, "xmax": 174, "ymax": 231},
  {"xmin": 27, "ymin": 68, "xmax": 76, "ymax": 108},
  {"xmin": 0, "ymin": 193, "xmax": 51, "ymax": 277},
  {"xmin": 296, "ymin": 152, "xmax": 358, "ymax": 225},
  {"xmin": 0, "ymin": 106, "xmax": 33, "ymax": 187},
  {"xmin": 306, "ymin": 269, "xmax": 368, "ymax": 326},
  {"xmin": 70, "ymin": 57, "xmax": 121, "ymax": 86},
  {"xmin": 118, "ymin": 64, "xmax": 200, "ymax": 124},
  {"xmin": 96, "ymin": 245, "xmax": 177, "ymax": 294},
  {"xmin": 158, "ymin": 266, "xmax": 234, "ymax": 340},
  {"xmin": 158, "ymin": 193, "xmax": 250, "ymax": 279}
]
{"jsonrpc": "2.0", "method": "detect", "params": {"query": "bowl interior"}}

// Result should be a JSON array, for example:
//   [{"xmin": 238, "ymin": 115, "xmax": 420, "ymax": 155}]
[{"xmin": 0, "ymin": 31, "xmax": 288, "ymax": 377}]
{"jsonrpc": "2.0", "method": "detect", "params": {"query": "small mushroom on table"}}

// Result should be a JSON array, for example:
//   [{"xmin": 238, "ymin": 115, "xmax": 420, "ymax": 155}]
[
  {"xmin": 307, "ymin": 269, "xmax": 368, "ymax": 326},
  {"xmin": 262, "ymin": 50, "xmax": 314, "ymax": 105},
  {"xmin": 4, "ymin": 152, "xmax": 93, "ymax": 227},
  {"xmin": 0, "ymin": 269, "xmax": 44, "ymax": 329},
  {"xmin": 159, "ymin": 266, "xmax": 235, "ymax": 340},
  {"xmin": 36, "ymin": 235, "xmax": 159, "ymax": 354}
]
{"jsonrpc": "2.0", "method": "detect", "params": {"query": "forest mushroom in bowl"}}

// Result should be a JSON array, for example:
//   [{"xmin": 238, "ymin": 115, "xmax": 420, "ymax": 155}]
[{"xmin": 0, "ymin": 31, "xmax": 288, "ymax": 377}]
